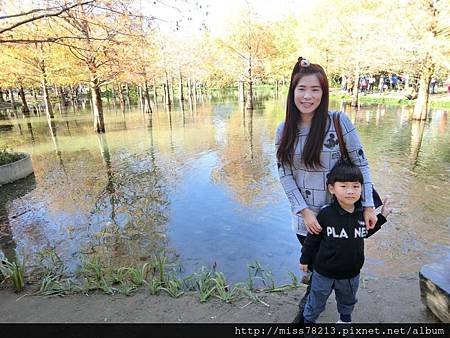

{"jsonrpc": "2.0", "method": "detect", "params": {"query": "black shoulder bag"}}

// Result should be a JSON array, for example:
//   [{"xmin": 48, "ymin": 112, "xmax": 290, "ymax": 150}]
[{"xmin": 332, "ymin": 112, "xmax": 383, "ymax": 208}]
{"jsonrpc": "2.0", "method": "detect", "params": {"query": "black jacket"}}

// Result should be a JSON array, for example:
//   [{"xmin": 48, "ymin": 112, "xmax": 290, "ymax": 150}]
[{"xmin": 300, "ymin": 200, "xmax": 387, "ymax": 279}]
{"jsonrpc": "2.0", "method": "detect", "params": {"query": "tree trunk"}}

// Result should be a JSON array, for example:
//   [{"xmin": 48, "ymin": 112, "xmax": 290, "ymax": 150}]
[
  {"xmin": 187, "ymin": 79, "xmax": 193, "ymax": 109},
  {"xmin": 192, "ymin": 79, "xmax": 198, "ymax": 107},
  {"xmin": 193, "ymin": 79, "xmax": 197, "ymax": 98},
  {"xmin": 179, "ymin": 71, "xmax": 184, "ymax": 101},
  {"xmin": 32, "ymin": 87, "xmax": 38, "ymax": 103},
  {"xmin": 69, "ymin": 84, "xmax": 78, "ymax": 107},
  {"xmin": 118, "ymin": 84, "xmax": 126, "ymax": 113},
  {"xmin": 41, "ymin": 78, "xmax": 53, "ymax": 118},
  {"xmin": 57, "ymin": 85, "xmax": 67, "ymax": 107},
  {"xmin": 413, "ymin": 55, "xmax": 434, "ymax": 120},
  {"xmin": 124, "ymin": 83, "xmax": 130, "ymax": 106},
  {"xmin": 162, "ymin": 83, "xmax": 167, "ymax": 105},
  {"xmin": 187, "ymin": 79, "xmax": 192, "ymax": 97},
  {"xmin": 152, "ymin": 78, "xmax": 157, "ymax": 104},
  {"xmin": 32, "ymin": 87, "xmax": 39, "ymax": 116},
  {"xmin": 246, "ymin": 56, "xmax": 254, "ymax": 110},
  {"xmin": 351, "ymin": 65, "xmax": 360, "ymax": 107},
  {"xmin": 18, "ymin": 84, "xmax": 30, "ymax": 116},
  {"xmin": 410, "ymin": 120, "xmax": 426, "ymax": 167},
  {"xmin": 110, "ymin": 85, "xmax": 116, "ymax": 100},
  {"xmin": 143, "ymin": 80, "xmax": 152, "ymax": 114},
  {"xmin": 238, "ymin": 80, "xmax": 245, "ymax": 102},
  {"xmin": 164, "ymin": 71, "xmax": 171, "ymax": 106},
  {"xmin": 9, "ymin": 88, "xmax": 16, "ymax": 108},
  {"xmin": 170, "ymin": 77, "xmax": 175, "ymax": 104},
  {"xmin": 138, "ymin": 85, "xmax": 144, "ymax": 112},
  {"xmin": 90, "ymin": 75, "xmax": 105, "ymax": 133},
  {"xmin": 200, "ymin": 82, "xmax": 204, "ymax": 103}
]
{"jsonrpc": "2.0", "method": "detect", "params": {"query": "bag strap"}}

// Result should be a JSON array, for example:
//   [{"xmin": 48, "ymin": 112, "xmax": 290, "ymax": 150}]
[{"xmin": 332, "ymin": 112, "xmax": 351, "ymax": 163}]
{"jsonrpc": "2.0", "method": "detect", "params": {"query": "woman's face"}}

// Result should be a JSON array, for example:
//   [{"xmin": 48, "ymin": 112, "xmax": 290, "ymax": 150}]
[{"xmin": 294, "ymin": 74, "xmax": 323, "ymax": 117}]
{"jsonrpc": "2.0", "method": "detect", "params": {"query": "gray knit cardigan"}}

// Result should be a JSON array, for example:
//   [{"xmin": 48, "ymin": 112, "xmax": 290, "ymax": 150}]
[{"xmin": 275, "ymin": 111, "xmax": 375, "ymax": 235}]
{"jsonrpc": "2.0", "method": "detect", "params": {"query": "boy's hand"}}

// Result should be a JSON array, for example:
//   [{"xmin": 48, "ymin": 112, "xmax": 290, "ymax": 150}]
[
  {"xmin": 381, "ymin": 197, "xmax": 392, "ymax": 218},
  {"xmin": 300, "ymin": 263, "xmax": 309, "ymax": 272}
]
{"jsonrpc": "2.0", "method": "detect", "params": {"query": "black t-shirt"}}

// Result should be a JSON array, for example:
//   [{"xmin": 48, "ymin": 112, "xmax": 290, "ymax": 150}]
[{"xmin": 300, "ymin": 201, "xmax": 386, "ymax": 279}]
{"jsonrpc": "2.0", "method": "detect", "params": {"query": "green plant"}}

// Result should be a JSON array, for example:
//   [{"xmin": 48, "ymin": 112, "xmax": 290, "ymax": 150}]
[
  {"xmin": 159, "ymin": 277, "xmax": 184, "ymax": 298},
  {"xmin": 111, "ymin": 267, "xmax": 128, "ymax": 285},
  {"xmin": 38, "ymin": 273, "xmax": 61, "ymax": 295},
  {"xmin": 37, "ymin": 273, "xmax": 78, "ymax": 296},
  {"xmin": 0, "ymin": 256, "xmax": 26, "ymax": 293},
  {"xmin": 117, "ymin": 282, "xmax": 137, "ymax": 296},
  {"xmin": 187, "ymin": 266, "xmax": 217, "ymax": 303},
  {"xmin": 247, "ymin": 261, "xmax": 266, "ymax": 291},
  {"xmin": 211, "ymin": 272, "xmax": 241, "ymax": 303},
  {"xmin": 197, "ymin": 280, "xmax": 216, "ymax": 302},
  {"xmin": 127, "ymin": 263, "xmax": 151, "ymax": 286},
  {"xmin": 152, "ymin": 254, "xmax": 168, "ymax": 285},
  {"xmin": 241, "ymin": 288, "xmax": 270, "ymax": 307},
  {"xmin": 80, "ymin": 257, "xmax": 104, "ymax": 282},
  {"xmin": 143, "ymin": 277, "xmax": 162, "ymax": 295},
  {"xmin": 0, "ymin": 147, "xmax": 24, "ymax": 166},
  {"xmin": 98, "ymin": 279, "xmax": 115, "ymax": 295},
  {"xmin": 79, "ymin": 257, "xmax": 114, "ymax": 294},
  {"xmin": 288, "ymin": 272, "xmax": 299, "ymax": 288},
  {"xmin": 36, "ymin": 248, "xmax": 67, "ymax": 278},
  {"xmin": 260, "ymin": 269, "xmax": 276, "ymax": 290}
]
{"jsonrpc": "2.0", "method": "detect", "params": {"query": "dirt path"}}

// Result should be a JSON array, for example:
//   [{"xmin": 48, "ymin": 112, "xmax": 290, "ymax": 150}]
[{"xmin": 0, "ymin": 273, "xmax": 439, "ymax": 323}]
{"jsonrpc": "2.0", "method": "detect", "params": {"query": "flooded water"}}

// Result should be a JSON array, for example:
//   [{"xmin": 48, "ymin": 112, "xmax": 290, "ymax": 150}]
[{"xmin": 1, "ymin": 95, "xmax": 449, "ymax": 283}]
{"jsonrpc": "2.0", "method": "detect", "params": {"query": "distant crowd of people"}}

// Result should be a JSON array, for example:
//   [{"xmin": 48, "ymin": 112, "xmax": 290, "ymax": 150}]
[{"xmin": 339, "ymin": 74, "xmax": 449, "ymax": 99}]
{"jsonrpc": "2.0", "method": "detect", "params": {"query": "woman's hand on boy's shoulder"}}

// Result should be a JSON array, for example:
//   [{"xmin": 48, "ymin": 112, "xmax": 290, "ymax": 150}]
[
  {"xmin": 381, "ymin": 197, "xmax": 392, "ymax": 218},
  {"xmin": 363, "ymin": 207, "xmax": 378, "ymax": 229},
  {"xmin": 299, "ymin": 208, "xmax": 322, "ymax": 234}
]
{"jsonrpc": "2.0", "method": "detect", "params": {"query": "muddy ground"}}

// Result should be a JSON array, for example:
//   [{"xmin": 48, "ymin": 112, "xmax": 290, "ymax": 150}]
[{"xmin": 0, "ymin": 272, "xmax": 439, "ymax": 323}]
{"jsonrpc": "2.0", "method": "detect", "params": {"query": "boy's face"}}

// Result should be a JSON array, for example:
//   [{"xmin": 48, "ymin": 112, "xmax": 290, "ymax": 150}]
[{"xmin": 328, "ymin": 181, "xmax": 362, "ymax": 209}]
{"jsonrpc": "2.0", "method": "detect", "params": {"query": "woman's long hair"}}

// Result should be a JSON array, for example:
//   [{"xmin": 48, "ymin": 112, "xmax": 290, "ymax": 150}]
[{"xmin": 276, "ymin": 58, "xmax": 329, "ymax": 169}]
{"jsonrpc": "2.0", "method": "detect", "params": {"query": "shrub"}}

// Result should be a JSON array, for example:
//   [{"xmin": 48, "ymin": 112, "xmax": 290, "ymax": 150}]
[{"xmin": 0, "ymin": 148, "xmax": 23, "ymax": 166}]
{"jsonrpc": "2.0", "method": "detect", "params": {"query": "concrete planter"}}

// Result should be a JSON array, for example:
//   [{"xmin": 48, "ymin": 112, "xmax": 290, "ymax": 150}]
[
  {"xmin": 0, "ymin": 153, "xmax": 34, "ymax": 186},
  {"xmin": 419, "ymin": 262, "xmax": 450, "ymax": 323}
]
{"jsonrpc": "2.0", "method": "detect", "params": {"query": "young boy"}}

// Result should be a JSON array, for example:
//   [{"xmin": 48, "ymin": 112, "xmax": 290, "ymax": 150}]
[{"xmin": 300, "ymin": 162, "xmax": 392, "ymax": 324}]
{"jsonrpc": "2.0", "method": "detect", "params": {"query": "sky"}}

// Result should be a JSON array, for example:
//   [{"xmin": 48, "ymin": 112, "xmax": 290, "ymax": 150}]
[
  {"xmin": 2, "ymin": 0, "xmax": 307, "ymax": 37},
  {"xmin": 144, "ymin": 0, "xmax": 306, "ymax": 36}
]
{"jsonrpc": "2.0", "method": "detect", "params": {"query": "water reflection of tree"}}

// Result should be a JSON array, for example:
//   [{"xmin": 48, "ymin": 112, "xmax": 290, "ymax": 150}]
[
  {"xmin": 211, "ymin": 107, "xmax": 278, "ymax": 207},
  {"xmin": 0, "ymin": 176, "xmax": 36, "ymax": 262},
  {"xmin": 84, "ymin": 132, "xmax": 170, "ymax": 268},
  {"xmin": 48, "ymin": 119, "xmax": 67, "ymax": 175},
  {"xmin": 410, "ymin": 120, "xmax": 426, "ymax": 169}
]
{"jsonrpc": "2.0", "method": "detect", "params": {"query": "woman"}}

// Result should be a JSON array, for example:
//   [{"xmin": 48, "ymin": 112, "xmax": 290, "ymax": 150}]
[{"xmin": 275, "ymin": 57, "xmax": 377, "ymax": 323}]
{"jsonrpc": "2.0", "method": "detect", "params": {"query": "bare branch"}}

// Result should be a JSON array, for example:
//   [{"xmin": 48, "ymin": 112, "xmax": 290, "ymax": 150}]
[
  {"xmin": 0, "ymin": 1, "xmax": 95, "ymax": 35},
  {"xmin": 0, "ymin": 6, "xmax": 66, "ymax": 20},
  {"xmin": 0, "ymin": 35, "xmax": 119, "ymax": 44}
]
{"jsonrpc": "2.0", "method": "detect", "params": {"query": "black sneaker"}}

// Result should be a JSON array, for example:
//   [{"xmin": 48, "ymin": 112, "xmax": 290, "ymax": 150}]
[{"xmin": 292, "ymin": 309, "xmax": 304, "ymax": 324}]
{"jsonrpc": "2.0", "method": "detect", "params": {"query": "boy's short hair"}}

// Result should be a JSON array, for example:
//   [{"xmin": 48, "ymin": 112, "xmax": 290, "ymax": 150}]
[{"xmin": 327, "ymin": 161, "xmax": 364, "ymax": 185}]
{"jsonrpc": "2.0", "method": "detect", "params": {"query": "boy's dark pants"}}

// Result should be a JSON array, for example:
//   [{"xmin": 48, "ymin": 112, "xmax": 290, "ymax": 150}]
[{"xmin": 303, "ymin": 271, "xmax": 360, "ymax": 323}]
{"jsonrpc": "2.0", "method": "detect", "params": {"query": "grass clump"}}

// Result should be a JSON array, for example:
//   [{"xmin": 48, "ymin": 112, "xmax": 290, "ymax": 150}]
[
  {"xmin": 0, "ymin": 255, "xmax": 26, "ymax": 293},
  {"xmin": 159, "ymin": 277, "xmax": 184, "ymax": 298},
  {"xmin": 185, "ymin": 266, "xmax": 217, "ymax": 303},
  {"xmin": 2, "ymin": 250, "xmax": 300, "ymax": 308},
  {"xmin": 211, "ymin": 272, "xmax": 241, "ymax": 303}
]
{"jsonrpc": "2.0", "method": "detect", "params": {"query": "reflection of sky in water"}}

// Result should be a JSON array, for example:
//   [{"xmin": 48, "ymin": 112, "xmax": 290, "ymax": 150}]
[
  {"xmin": 0, "ymin": 98, "xmax": 449, "ymax": 284},
  {"xmin": 168, "ymin": 151, "xmax": 299, "ymax": 282}
]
